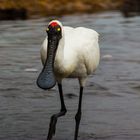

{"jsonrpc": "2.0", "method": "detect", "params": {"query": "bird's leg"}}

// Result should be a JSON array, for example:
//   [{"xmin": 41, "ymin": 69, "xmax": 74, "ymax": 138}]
[
  {"xmin": 74, "ymin": 86, "xmax": 83, "ymax": 140},
  {"xmin": 47, "ymin": 83, "xmax": 67, "ymax": 140}
]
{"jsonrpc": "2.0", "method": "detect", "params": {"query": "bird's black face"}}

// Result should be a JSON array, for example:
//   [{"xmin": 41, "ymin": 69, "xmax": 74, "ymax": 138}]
[
  {"xmin": 37, "ymin": 21, "xmax": 62, "ymax": 90},
  {"xmin": 46, "ymin": 23, "xmax": 62, "ymax": 40}
]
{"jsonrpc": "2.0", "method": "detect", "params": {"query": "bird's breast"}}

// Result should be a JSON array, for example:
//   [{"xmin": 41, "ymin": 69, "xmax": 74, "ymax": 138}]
[{"xmin": 54, "ymin": 59, "xmax": 75, "ymax": 79}]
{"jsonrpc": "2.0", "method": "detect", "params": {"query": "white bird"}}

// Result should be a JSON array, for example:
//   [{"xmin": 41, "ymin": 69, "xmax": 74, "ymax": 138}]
[{"xmin": 37, "ymin": 20, "xmax": 100, "ymax": 140}]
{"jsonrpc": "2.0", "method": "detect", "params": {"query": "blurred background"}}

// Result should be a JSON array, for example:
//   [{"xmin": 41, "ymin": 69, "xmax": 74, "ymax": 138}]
[
  {"xmin": 0, "ymin": 0, "xmax": 140, "ymax": 140},
  {"xmin": 0, "ymin": 0, "xmax": 140, "ymax": 19}
]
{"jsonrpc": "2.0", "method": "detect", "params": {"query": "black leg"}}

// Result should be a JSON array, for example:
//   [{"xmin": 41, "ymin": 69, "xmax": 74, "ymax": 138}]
[
  {"xmin": 74, "ymin": 86, "xmax": 83, "ymax": 140},
  {"xmin": 47, "ymin": 83, "xmax": 67, "ymax": 140}
]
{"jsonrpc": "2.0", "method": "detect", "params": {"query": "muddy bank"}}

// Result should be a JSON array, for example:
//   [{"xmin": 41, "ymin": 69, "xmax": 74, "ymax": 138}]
[
  {"xmin": 0, "ymin": 0, "xmax": 140, "ymax": 19},
  {"xmin": 0, "ymin": 0, "xmax": 122, "ymax": 20}
]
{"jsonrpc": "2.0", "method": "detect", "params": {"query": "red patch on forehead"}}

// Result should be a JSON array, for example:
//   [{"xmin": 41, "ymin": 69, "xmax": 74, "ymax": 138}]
[{"xmin": 50, "ymin": 22, "xmax": 58, "ymax": 27}]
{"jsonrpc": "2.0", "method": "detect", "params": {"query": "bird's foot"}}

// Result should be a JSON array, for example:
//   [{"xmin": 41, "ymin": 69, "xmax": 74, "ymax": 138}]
[{"xmin": 47, "ymin": 115, "xmax": 57, "ymax": 140}]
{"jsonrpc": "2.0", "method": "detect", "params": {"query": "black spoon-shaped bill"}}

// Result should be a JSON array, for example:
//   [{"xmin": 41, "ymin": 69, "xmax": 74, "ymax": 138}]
[{"xmin": 37, "ymin": 37, "xmax": 59, "ymax": 90}]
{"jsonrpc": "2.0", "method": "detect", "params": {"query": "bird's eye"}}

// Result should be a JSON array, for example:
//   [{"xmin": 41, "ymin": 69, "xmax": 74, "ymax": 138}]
[
  {"xmin": 46, "ymin": 28, "xmax": 49, "ymax": 32},
  {"xmin": 57, "ymin": 28, "xmax": 61, "ymax": 32}
]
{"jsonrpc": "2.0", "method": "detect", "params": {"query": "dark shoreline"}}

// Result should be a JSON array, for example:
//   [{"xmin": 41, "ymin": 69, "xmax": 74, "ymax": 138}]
[
  {"xmin": 0, "ymin": 0, "xmax": 140, "ymax": 20},
  {"xmin": 0, "ymin": 9, "xmax": 27, "ymax": 20},
  {"xmin": 0, "ymin": 0, "xmax": 121, "ymax": 20}
]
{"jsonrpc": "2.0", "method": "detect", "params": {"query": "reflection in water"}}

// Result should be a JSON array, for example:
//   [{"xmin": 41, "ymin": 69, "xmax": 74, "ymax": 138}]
[{"xmin": 0, "ymin": 12, "xmax": 140, "ymax": 140}]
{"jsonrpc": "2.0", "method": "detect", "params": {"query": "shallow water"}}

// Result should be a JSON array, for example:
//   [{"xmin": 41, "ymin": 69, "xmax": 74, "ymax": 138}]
[{"xmin": 0, "ymin": 12, "xmax": 140, "ymax": 140}]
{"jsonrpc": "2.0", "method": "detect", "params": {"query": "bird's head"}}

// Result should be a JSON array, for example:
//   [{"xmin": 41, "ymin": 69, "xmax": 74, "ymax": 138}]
[
  {"xmin": 37, "ymin": 20, "xmax": 63, "ymax": 90},
  {"xmin": 46, "ymin": 20, "xmax": 62, "ymax": 40}
]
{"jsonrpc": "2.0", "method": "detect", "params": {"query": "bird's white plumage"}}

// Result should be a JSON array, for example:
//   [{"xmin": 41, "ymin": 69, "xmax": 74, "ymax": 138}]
[{"xmin": 40, "ymin": 20, "xmax": 100, "ymax": 86}]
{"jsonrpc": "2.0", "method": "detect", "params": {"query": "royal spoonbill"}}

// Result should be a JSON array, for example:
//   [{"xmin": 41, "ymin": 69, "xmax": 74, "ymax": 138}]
[{"xmin": 37, "ymin": 20, "xmax": 100, "ymax": 140}]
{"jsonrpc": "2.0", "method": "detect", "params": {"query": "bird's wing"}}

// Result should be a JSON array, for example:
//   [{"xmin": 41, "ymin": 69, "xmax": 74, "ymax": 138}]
[{"xmin": 64, "ymin": 26, "xmax": 100, "ymax": 74}]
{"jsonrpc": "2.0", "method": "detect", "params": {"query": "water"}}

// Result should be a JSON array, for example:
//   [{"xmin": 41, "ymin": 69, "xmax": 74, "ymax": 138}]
[{"xmin": 0, "ymin": 12, "xmax": 140, "ymax": 140}]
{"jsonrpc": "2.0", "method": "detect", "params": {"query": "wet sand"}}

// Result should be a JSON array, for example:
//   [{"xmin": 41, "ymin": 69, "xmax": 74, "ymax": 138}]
[{"xmin": 0, "ymin": 12, "xmax": 140, "ymax": 140}]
